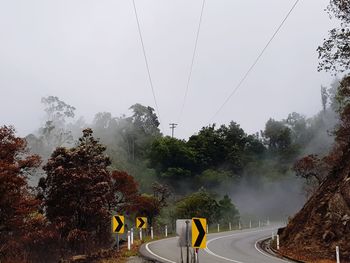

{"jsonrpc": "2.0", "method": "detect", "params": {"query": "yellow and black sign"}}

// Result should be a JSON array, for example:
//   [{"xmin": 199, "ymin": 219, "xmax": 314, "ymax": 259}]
[
  {"xmin": 136, "ymin": 217, "xmax": 147, "ymax": 229},
  {"xmin": 112, "ymin": 215, "xmax": 124, "ymax": 234},
  {"xmin": 192, "ymin": 218, "xmax": 206, "ymax": 248}
]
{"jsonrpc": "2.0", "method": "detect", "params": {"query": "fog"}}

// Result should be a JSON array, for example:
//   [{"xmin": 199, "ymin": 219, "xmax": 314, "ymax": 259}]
[
  {"xmin": 0, "ymin": 0, "xmax": 339, "ymax": 139},
  {"xmin": 231, "ymin": 175, "xmax": 306, "ymax": 222}
]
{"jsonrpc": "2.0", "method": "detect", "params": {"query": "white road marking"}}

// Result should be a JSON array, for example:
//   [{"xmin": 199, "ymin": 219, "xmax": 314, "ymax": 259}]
[
  {"xmin": 254, "ymin": 237, "xmax": 290, "ymax": 263},
  {"xmin": 145, "ymin": 238, "xmax": 177, "ymax": 263},
  {"xmin": 144, "ymin": 227, "xmax": 288, "ymax": 263},
  {"xmin": 204, "ymin": 227, "xmax": 281, "ymax": 263}
]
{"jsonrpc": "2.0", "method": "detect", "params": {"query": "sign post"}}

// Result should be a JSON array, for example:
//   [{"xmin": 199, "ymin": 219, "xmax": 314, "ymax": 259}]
[
  {"xmin": 112, "ymin": 215, "xmax": 125, "ymax": 252},
  {"xmin": 136, "ymin": 217, "xmax": 147, "ymax": 241},
  {"xmin": 186, "ymin": 220, "xmax": 190, "ymax": 263}
]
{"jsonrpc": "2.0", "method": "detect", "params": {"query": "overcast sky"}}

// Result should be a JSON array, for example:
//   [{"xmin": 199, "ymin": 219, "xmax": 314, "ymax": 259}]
[{"xmin": 0, "ymin": 0, "xmax": 339, "ymax": 139}]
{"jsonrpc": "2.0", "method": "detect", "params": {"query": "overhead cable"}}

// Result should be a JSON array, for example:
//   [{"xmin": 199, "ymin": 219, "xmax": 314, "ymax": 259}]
[{"xmin": 210, "ymin": 0, "xmax": 300, "ymax": 122}]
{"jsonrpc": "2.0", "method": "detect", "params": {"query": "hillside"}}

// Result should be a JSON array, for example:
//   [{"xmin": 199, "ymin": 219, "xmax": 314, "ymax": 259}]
[{"xmin": 280, "ymin": 76, "xmax": 350, "ymax": 262}]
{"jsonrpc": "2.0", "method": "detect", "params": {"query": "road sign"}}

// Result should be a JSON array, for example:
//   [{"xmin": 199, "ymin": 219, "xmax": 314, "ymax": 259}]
[
  {"xmin": 176, "ymin": 219, "xmax": 192, "ymax": 247},
  {"xmin": 112, "ymin": 215, "xmax": 124, "ymax": 234},
  {"xmin": 136, "ymin": 217, "xmax": 147, "ymax": 229},
  {"xmin": 192, "ymin": 218, "xmax": 206, "ymax": 248}
]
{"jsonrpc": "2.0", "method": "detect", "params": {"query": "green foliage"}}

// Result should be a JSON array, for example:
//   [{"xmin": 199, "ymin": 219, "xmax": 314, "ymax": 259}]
[
  {"xmin": 197, "ymin": 169, "xmax": 232, "ymax": 189},
  {"xmin": 174, "ymin": 188, "xmax": 221, "ymax": 223},
  {"xmin": 318, "ymin": 0, "xmax": 350, "ymax": 72},
  {"xmin": 218, "ymin": 195, "xmax": 240, "ymax": 225},
  {"xmin": 174, "ymin": 189, "xmax": 239, "ymax": 225},
  {"xmin": 149, "ymin": 136, "xmax": 196, "ymax": 174}
]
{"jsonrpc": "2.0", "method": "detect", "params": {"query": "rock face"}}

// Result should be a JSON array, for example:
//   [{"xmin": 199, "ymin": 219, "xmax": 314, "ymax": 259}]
[{"xmin": 280, "ymin": 155, "xmax": 350, "ymax": 262}]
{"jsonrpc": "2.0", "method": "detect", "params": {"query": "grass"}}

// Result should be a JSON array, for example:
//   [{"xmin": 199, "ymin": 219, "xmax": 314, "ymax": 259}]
[{"xmin": 96, "ymin": 233, "xmax": 175, "ymax": 263}]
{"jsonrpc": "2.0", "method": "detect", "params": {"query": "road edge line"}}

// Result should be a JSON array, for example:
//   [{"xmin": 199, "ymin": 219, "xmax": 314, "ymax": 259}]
[
  {"xmin": 139, "ymin": 238, "xmax": 177, "ymax": 263},
  {"xmin": 254, "ymin": 237, "xmax": 298, "ymax": 263}
]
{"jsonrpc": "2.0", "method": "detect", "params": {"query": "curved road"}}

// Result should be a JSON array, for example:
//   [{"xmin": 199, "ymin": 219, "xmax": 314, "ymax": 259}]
[{"xmin": 140, "ymin": 226, "xmax": 291, "ymax": 263}]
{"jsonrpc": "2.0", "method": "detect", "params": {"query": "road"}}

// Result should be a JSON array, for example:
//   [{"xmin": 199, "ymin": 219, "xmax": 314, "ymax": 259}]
[{"xmin": 140, "ymin": 226, "xmax": 292, "ymax": 263}]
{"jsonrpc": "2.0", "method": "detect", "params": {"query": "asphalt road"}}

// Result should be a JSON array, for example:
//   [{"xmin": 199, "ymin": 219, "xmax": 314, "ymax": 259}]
[{"xmin": 140, "ymin": 226, "xmax": 292, "ymax": 263}]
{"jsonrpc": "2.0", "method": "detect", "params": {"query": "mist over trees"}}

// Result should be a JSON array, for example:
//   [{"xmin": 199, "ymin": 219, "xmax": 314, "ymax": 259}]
[
  {"xmin": 1, "ymin": 1, "xmax": 346, "ymax": 259},
  {"xmin": 0, "ymin": 74, "xmax": 340, "ymax": 261}
]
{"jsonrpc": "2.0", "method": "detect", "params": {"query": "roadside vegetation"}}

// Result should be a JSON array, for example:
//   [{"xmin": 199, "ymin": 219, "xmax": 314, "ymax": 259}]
[
  {"xmin": 1, "ymin": 0, "xmax": 348, "ymax": 261},
  {"xmin": 0, "ymin": 82, "xmax": 340, "ymax": 262},
  {"xmin": 280, "ymin": 0, "xmax": 350, "ymax": 261}
]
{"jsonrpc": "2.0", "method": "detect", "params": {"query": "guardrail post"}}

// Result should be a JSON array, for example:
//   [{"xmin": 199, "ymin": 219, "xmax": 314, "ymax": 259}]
[
  {"xmin": 127, "ymin": 231, "xmax": 131, "ymax": 250},
  {"xmin": 336, "ymin": 246, "xmax": 340, "ymax": 263},
  {"xmin": 131, "ymin": 228, "xmax": 134, "ymax": 244}
]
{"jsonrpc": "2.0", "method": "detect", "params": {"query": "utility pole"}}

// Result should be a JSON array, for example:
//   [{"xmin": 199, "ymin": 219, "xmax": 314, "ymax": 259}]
[{"xmin": 169, "ymin": 123, "xmax": 178, "ymax": 138}]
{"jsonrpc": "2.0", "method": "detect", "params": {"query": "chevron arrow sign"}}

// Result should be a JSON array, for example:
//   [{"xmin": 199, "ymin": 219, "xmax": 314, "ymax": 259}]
[
  {"xmin": 192, "ymin": 218, "xmax": 206, "ymax": 248},
  {"xmin": 112, "ymin": 215, "xmax": 125, "ymax": 234}
]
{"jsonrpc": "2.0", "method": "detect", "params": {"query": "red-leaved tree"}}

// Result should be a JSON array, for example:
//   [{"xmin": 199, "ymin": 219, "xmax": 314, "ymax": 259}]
[
  {"xmin": 0, "ymin": 126, "xmax": 42, "ymax": 262},
  {"xmin": 41, "ymin": 128, "xmax": 114, "ymax": 254}
]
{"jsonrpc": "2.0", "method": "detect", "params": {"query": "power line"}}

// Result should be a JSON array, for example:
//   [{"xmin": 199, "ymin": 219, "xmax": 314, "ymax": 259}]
[
  {"xmin": 210, "ymin": 0, "xmax": 300, "ymax": 122},
  {"xmin": 177, "ymin": 0, "xmax": 206, "ymax": 124},
  {"xmin": 132, "ymin": 0, "xmax": 165, "ymax": 132}
]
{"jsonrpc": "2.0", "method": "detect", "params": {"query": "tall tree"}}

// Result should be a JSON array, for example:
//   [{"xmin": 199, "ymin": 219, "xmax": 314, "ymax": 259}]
[
  {"xmin": 318, "ymin": 0, "xmax": 350, "ymax": 72},
  {"xmin": 218, "ymin": 195, "xmax": 240, "ymax": 225},
  {"xmin": 0, "ymin": 126, "xmax": 41, "ymax": 260},
  {"xmin": 41, "ymin": 128, "xmax": 113, "ymax": 253}
]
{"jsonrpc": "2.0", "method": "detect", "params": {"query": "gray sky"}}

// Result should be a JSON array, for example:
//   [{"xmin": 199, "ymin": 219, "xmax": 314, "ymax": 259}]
[{"xmin": 0, "ymin": 0, "xmax": 338, "ymax": 139}]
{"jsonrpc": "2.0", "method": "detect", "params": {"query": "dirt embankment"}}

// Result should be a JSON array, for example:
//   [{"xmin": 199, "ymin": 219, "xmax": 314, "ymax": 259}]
[{"xmin": 279, "ymin": 152, "xmax": 350, "ymax": 262}]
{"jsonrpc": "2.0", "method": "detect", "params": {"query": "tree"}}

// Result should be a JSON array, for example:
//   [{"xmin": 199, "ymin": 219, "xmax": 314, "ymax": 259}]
[
  {"xmin": 149, "ymin": 137, "xmax": 196, "ymax": 176},
  {"xmin": 321, "ymin": 86, "xmax": 329, "ymax": 112},
  {"xmin": 134, "ymin": 195, "xmax": 161, "ymax": 226},
  {"xmin": 0, "ymin": 126, "xmax": 41, "ymax": 261},
  {"xmin": 334, "ymin": 76, "xmax": 350, "ymax": 150},
  {"xmin": 41, "ymin": 128, "xmax": 113, "ymax": 254},
  {"xmin": 152, "ymin": 182, "xmax": 171, "ymax": 209},
  {"xmin": 262, "ymin": 119, "xmax": 292, "ymax": 152},
  {"xmin": 293, "ymin": 154, "xmax": 331, "ymax": 197},
  {"xmin": 218, "ymin": 195, "xmax": 240, "ymax": 225},
  {"xmin": 187, "ymin": 125, "xmax": 226, "ymax": 171},
  {"xmin": 318, "ymin": 0, "xmax": 350, "ymax": 72},
  {"xmin": 129, "ymin": 103, "xmax": 160, "ymax": 136},
  {"xmin": 39, "ymin": 96, "xmax": 76, "ymax": 146},
  {"xmin": 26, "ymin": 96, "xmax": 77, "ymax": 160},
  {"xmin": 110, "ymin": 170, "xmax": 139, "ymax": 213},
  {"xmin": 41, "ymin": 96, "xmax": 76, "ymax": 122},
  {"xmin": 197, "ymin": 169, "xmax": 232, "ymax": 189},
  {"xmin": 174, "ymin": 188, "xmax": 221, "ymax": 223}
]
